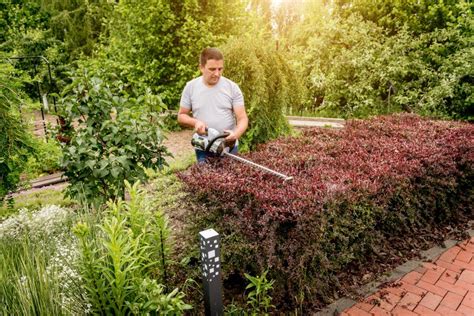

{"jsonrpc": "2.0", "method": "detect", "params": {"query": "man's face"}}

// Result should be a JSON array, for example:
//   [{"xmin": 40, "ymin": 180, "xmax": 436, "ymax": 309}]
[{"xmin": 200, "ymin": 59, "xmax": 224, "ymax": 86}]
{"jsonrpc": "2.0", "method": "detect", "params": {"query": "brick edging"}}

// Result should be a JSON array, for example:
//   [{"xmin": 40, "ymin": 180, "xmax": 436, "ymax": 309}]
[{"xmin": 316, "ymin": 222, "xmax": 474, "ymax": 315}]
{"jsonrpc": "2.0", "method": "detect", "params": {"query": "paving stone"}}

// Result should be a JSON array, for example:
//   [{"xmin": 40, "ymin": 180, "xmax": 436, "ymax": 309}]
[
  {"xmin": 416, "ymin": 280, "xmax": 448, "ymax": 297},
  {"xmin": 369, "ymin": 306, "xmax": 391, "ymax": 315},
  {"xmin": 345, "ymin": 306, "xmax": 371, "ymax": 316},
  {"xmin": 435, "ymin": 304, "xmax": 464, "ymax": 316},
  {"xmin": 455, "ymin": 250, "xmax": 472, "ymax": 263},
  {"xmin": 440, "ymin": 291, "xmax": 464, "ymax": 310},
  {"xmin": 397, "ymin": 292, "xmax": 423, "ymax": 311},
  {"xmin": 391, "ymin": 306, "xmax": 419, "ymax": 316},
  {"xmin": 439, "ymin": 270, "xmax": 461, "ymax": 285},
  {"xmin": 386, "ymin": 284, "xmax": 407, "ymax": 297},
  {"xmin": 377, "ymin": 291, "xmax": 401, "ymax": 311},
  {"xmin": 343, "ymin": 237, "xmax": 473, "ymax": 316},
  {"xmin": 419, "ymin": 292, "xmax": 443, "ymax": 310},
  {"xmin": 400, "ymin": 281, "xmax": 429, "ymax": 297},
  {"xmin": 436, "ymin": 259, "xmax": 466, "ymax": 274},
  {"xmin": 352, "ymin": 300, "xmax": 374, "ymax": 312},
  {"xmin": 461, "ymin": 291, "xmax": 474, "ymax": 309},
  {"xmin": 436, "ymin": 279, "xmax": 468, "ymax": 296},
  {"xmin": 421, "ymin": 268, "xmax": 444, "ymax": 285},
  {"xmin": 457, "ymin": 303, "xmax": 474, "ymax": 315},
  {"xmin": 458, "ymin": 270, "xmax": 474, "ymax": 284},
  {"xmin": 423, "ymin": 246, "xmax": 450, "ymax": 262},
  {"xmin": 402, "ymin": 271, "xmax": 423, "ymax": 285},
  {"xmin": 454, "ymin": 279, "xmax": 474, "ymax": 292},
  {"xmin": 413, "ymin": 304, "xmax": 442, "ymax": 315}
]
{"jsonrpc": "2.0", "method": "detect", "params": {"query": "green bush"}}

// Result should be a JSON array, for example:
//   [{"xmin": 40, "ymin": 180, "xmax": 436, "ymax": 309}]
[{"xmin": 59, "ymin": 74, "xmax": 170, "ymax": 206}]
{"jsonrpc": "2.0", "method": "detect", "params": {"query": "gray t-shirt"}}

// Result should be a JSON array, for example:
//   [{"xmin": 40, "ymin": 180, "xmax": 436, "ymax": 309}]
[{"xmin": 180, "ymin": 76, "xmax": 244, "ymax": 132}]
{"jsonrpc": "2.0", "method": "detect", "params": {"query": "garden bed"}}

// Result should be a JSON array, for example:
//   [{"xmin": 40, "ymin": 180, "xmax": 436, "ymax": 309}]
[{"xmin": 178, "ymin": 114, "xmax": 474, "ymax": 311}]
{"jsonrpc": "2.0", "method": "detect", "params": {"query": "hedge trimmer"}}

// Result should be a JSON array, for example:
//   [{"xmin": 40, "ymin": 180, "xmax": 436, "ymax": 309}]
[{"xmin": 191, "ymin": 128, "xmax": 293, "ymax": 181}]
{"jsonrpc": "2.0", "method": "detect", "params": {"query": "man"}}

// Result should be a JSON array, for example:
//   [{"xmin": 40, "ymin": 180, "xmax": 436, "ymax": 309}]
[{"xmin": 178, "ymin": 47, "xmax": 248, "ymax": 162}]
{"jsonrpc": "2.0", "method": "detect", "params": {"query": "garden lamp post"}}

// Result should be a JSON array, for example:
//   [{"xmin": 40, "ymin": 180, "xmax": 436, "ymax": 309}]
[{"xmin": 199, "ymin": 228, "xmax": 223, "ymax": 316}]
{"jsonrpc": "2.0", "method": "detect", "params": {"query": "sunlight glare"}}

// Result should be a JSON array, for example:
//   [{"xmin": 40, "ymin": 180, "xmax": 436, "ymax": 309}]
[{"xmin": 271, "ymin": 0, "xmax": 284, "ymax": 9}]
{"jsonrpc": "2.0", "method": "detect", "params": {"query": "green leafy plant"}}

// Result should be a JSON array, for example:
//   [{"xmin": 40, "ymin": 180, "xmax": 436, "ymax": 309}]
[
  {"xmin": 225, "ymin": 270, "xmax": 275, "ymax": 315},
  {"xmin": 59, "ymin": 74, "xmax": 170, "ymax": 206},
  {"xmin": 73, "ymin": 180, "xmax": 191, "ymax": 314},
  {"xmin": 244, "ymin": 270, "xmax": 275, "ymax": 315}
]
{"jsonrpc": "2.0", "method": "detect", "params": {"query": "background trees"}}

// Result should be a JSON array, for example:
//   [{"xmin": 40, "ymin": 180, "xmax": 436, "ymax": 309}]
[
  {"xmin": 281, "ymin": 0, "xmax": 473, "ymax": 119},
  {"xmin": 0, "ymin": 0, "xmax": 472, "ymax": 199}
]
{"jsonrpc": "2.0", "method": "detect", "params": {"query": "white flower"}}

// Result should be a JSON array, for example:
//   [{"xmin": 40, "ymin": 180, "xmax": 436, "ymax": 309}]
[{"xmin": 0, "ymin": 205, "xmax": 71, "ymax": 240}]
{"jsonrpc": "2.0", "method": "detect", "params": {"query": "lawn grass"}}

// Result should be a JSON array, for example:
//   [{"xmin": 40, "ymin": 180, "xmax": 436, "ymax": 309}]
[{"xmin": 1, "ymin": 188, "xmax": 75, "ymax": 220}]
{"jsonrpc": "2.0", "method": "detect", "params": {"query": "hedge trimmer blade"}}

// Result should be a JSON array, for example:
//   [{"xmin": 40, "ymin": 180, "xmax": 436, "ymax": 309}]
[
  {"xmin": 192, "ymin": 127, "xmax": 293, "ymax": 181},
  {"xmin": 223, "ymin": 151, "xmax": 293, "ymax": 181}
]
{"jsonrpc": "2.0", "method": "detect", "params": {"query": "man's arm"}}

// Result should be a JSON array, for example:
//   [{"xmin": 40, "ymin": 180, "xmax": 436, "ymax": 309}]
[
  {"xmin": 177, "ymin": 107, "xmax": 207, "ymax": 134},
  {"xmin": 224, "ymin": 106, "xmax": 248, "ymax": 142}
]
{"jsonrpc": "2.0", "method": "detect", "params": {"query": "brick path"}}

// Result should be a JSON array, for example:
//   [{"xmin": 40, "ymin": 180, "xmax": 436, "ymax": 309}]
[{"xmin": 342, "ymin": 237, "xmax": 474, "ymax": 316}]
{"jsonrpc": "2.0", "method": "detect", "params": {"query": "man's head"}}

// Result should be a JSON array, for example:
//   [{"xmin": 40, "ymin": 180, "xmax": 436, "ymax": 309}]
[{"xmin": 199, "ymin": 47, "xmax": 224, "ymax": 86}]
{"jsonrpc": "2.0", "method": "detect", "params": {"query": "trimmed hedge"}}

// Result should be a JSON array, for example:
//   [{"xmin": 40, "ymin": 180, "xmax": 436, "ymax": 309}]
[{"xmin": 178, "ymin": 114, "xmax": 473, "ymax": 309}]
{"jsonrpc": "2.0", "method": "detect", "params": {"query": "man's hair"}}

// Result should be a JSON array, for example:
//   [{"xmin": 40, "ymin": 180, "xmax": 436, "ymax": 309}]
[{"xmin": 200, "ymin": 48, "xmax": 224, "ymax": 66}]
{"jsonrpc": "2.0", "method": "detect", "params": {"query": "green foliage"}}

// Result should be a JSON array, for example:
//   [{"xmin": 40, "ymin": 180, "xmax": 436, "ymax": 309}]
[
  {"xmin": 244, "ymin": 270, "xmax": 275, "ymax": 315},
  {"xmin": 226, "ymin": 270, "xmax": 275, "ymax": 315},
  {"xmin": 1, "ymin": 1, "xmax": 113, "ymax": 103},
  {"xmin": 0, "ymin": 189, "xmax": 74, "ymax": 220},
  {"xmin": 0, "ymin": 205, "xmax": 80, "ymax": 315},
  {"xmin": 73, "ymin": 181, "xmax": 191, "ymax": 315},
  {"xmin": 222, "ymin": 33, "xmax": 307, "ymax": 151},
  {"xmin": 289, "ymin": 14, "xmax": 393, "ymax": 118},
  {"xmin": 0, "ymin": 2, "xmax": 50, "ymax": 52},
  {"xmin": 59, "ymin": 73, "xmax": 170, "ymax": 206},
  {"xmin": 0, "ymin": 62, "xmax": 35, "ymax": 202},
  {"xmin": 40, "ymin": 0, "xmax": 114, "ymax": 60},
  {"xmin": 91, "ymin": 0, "xmax": 215, "ymax": 107},
  {"xmin": 0, "ymin": 236, "xmax": 65, "ymax": 315},
  {"xmin": 334, "ymin": 0, "xmax": 470, "ymax": 35},
  {"xmin": 283, "ymin": 2, "xmax": 473, "ymax": 120},
  {"xmin": 23, "ymin": 138, "xmax": 62, "ymax": 180}
]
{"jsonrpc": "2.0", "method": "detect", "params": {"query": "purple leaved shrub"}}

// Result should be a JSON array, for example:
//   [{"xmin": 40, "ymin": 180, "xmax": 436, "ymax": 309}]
[{"xmin": 178, "ymin": 114, "xmax": 473, "ymax": 309}]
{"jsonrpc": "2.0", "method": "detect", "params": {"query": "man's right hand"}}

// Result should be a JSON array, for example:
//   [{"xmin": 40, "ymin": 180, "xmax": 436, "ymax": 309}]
[{"xmin": 194, "ymin": 120, "xmax": 207, "ymax": 135}]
